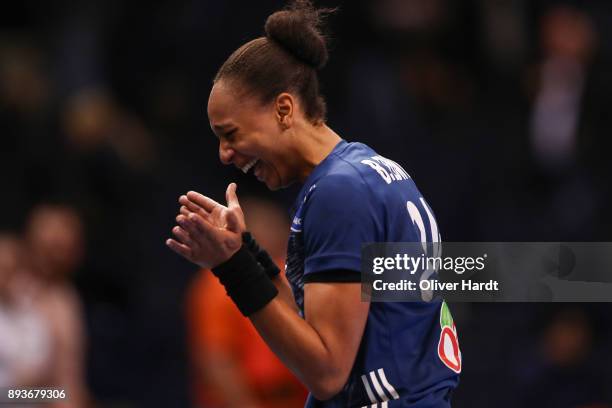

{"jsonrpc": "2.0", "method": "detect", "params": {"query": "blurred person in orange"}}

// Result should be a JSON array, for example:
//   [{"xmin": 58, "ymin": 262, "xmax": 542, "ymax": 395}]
[
  {"xmin": 23, "ymin": 204, "xmax": 90, "ymax": 407},
  {"xmin": 186, "ymin": 197, "xmax": 307, "ymax": 408}
]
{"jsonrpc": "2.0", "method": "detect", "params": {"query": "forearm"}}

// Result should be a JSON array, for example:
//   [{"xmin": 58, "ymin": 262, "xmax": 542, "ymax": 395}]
[
  {"xmin": 270, "ymin": 274, "xmax": 299, "ymax": 313},
  {"xmin": 249, "ymin": 298, "xmax": 345, "ymax": 400},
  {"xmin": 242, "ymin": 232, "xmax": 299, "ymax": 312},
  {"xmin": 210, "ymin": 246, "xmax": 365, "ymax": 400}
]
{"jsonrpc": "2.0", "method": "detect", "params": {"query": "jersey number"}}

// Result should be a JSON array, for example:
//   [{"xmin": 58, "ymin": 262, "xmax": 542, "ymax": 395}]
[{"xmin": 407, "ymin": 198, "xmax": 441, "ymax": 301}]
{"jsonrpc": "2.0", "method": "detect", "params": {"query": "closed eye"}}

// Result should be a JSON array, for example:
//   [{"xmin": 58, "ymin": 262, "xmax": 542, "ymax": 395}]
[
  {"xmin": 223, "ymin": 128, "xmax": 238, "ymax": 141},
  {"xmin": 211, "ymin": 123, "xmax": 238, "ymax": 140}
]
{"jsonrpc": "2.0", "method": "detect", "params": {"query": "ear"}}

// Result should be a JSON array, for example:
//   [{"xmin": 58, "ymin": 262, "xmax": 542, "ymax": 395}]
[{"xmin": 275, "ymin": 93, "xmax": 294, "ymax": 130}]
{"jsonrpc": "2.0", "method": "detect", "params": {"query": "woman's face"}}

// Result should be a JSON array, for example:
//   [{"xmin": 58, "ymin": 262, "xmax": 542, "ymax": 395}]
[{"xmin": 207, "ymin": 80, "xmax": 296, "ymax": 190}]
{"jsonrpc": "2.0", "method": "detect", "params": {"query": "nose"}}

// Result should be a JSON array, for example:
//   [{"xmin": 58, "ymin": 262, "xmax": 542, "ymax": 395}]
[{"xmin": 219, "ymin": 140, "xmax": 235, "ymax": 165}]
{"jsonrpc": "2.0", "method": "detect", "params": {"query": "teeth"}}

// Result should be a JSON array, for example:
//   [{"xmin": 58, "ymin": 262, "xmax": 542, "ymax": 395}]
[{"xmin": 241, "ymin": 158, "xmax": 258, "ymax": 174}]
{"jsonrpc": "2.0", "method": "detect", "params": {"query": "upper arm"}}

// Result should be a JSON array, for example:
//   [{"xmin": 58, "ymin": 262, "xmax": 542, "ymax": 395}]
[
  {"xmin": 300, "ymin": 174, "xmax": 378, "ymax": 383},
  {"xmin": 303, "ymin": 173, "xmax": 381, "ymax": 276},
  {"xmin": 50, "ymin": 289, "xmax": 84, "ymax": 368},
  {"xmin": 304, "ymin": 281, "xmax": 369, "ymax": 387}
]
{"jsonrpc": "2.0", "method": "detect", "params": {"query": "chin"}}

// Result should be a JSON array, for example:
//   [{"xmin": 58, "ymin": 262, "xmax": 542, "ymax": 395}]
[
  {"xmin": 265, "ymin": 180, "xmax": 283, "ymax": 191},
  {"xmin": 264, "ymin": 175, "xmax": 293, "ymax": 191}
]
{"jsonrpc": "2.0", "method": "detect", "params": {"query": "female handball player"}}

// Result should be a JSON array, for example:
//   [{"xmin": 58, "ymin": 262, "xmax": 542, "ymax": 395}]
[{"xmin": 167, "ymin": 1, "xmax": 461, "ymax": 406}]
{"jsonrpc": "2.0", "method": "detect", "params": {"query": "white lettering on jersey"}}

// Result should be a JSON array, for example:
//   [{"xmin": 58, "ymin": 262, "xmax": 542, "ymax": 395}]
[{"xmin": 361, "ymin": 155, "xmax": 410, "ymax": 184}]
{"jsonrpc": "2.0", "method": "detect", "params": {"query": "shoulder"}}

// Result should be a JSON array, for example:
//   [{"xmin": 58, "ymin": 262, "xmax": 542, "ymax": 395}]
[
  {"xmin": 301, "ymin": 154, "xmax": 382, "ymax": 234},
  {"xmin": 39, "ymin": 284, "xmax": 82, "ymax": 318},
  {"xmin": 305, "ymin": 169, "xmax": 373, "ymax": 218},
  {"xmin": 36, "ymin": 284, "xmax": 84, "ymax": 342},
  {"xmin": 309, "ymin": 142, "xmax": 381, "ymax": 200},
  {"xmin": 308, "ymin": 141, "xmax": 408, "ymax": 210}
]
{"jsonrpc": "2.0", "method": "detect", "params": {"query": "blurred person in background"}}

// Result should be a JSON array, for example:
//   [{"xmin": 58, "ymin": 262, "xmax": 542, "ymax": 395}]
[
  {"xmin": 61, "ymin": 87, "xmax": 157, "ymax": 174},
  {"xmin": 23, "ymin": 204, "xmax": 90, "ymax": 407},
  {"xmin": 186, "ymin": 197, "xmax": 306, "ymax": 408},
  {"xmin": 529, "ymin": 5, "xmax": 598, "ymax": 173},
  {"xmin": 0, "ymin": 41, "xmax": 57, "ymax": 227},
  {"xmin": 524, "ymin": 4, "xmax": 611, "ymax": 240},
  {"xmin": 509, "ymin": 307, "xmax": 611, "ymax": 408},
  {"xmin": 0, "ymin": 234, "xmax": 52, "ymax": 389}
]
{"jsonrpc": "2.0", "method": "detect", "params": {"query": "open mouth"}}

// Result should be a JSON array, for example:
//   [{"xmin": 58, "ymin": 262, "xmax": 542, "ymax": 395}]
[{"xmin": 241, "ymin": 158, "xmax": 259, "ymax": 174}]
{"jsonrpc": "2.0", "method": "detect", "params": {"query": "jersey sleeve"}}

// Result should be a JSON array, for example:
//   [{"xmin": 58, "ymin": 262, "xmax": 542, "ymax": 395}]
[{"xmin": 302, "ymin": 172, "xmax": 382, "ymax": 277}]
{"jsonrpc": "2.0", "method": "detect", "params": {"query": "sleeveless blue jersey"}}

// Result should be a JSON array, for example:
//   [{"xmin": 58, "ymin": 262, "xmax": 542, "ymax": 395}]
[{"xmin": 285, "ymin": 140, "xmax": 461, "ymax": 408}]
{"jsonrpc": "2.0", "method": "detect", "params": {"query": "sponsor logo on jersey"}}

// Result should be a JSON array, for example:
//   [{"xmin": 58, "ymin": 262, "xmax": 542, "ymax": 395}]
[
  {"xmin": 291, "ymin": 216, "xmax": 302, "ymax": 232},
  {"xmin": 438, "ymin": 301, "xmax": 462, "ymax": 373},
  {"xmin": 290, "ymin": 184, "xmax": 317, "ymax": 232}
]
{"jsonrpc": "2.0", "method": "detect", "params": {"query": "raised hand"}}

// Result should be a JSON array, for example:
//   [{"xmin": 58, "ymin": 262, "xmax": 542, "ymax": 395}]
[{"xmin": 166, "ymin": 183, "xmax": 246, "ymax": 268}]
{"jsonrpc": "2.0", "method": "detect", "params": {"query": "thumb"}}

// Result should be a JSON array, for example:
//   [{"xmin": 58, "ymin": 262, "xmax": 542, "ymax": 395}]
[
  {"xmin": 225, "ymin": 209, "xmax": 242, "ymax": 233},
  {"xmin": 226, "ymin": 183, "xmax": 240, "ymax": 209}
]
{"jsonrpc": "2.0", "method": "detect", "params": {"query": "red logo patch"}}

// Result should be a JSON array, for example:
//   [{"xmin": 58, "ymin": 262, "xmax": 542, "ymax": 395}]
[{"xmin": 438, "ymin": 324, "xmax": 461, "ymax": 373}]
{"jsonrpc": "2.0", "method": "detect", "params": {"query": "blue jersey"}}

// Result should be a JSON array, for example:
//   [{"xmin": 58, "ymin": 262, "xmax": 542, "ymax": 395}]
[{"xmin": 285, "ymin": 140, "xmax": 461, "ymax": 408}]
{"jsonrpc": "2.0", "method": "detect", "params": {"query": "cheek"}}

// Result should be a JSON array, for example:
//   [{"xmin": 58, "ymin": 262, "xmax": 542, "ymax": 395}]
[
  {"xmin": 252, "ymin": 130, "xmax": 283, "ymax": 158},
  {"xmin": 252, "ymin": 113, "xmax": 282, "ymax": 143}
]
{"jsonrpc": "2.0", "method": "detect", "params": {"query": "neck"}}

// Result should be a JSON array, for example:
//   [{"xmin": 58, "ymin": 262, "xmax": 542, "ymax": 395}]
[{"xmin": 291, "ymin": 123, "xmax": 342, "ymax": 182}]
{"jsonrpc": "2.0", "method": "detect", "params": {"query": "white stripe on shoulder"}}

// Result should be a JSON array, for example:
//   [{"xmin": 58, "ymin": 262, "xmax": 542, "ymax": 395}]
[
  {"xmin": 369, "ymin": 370, "xmax": 388, "ymax": 402},
  {"xmin": 360, "ymin": 374, "xmax": 378, "ymax": 404},
  {"xmin": 377, "ymin": 368, "xmax": 400, "ymax": 400}
]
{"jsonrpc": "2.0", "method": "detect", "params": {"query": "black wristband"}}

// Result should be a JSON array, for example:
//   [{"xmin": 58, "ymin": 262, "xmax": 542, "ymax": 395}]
[
  {"xmin": 242, "ymin": 232, "xmax": 281, "ymax": 279},
  {"xmin": 212, "ymin": 245, "xmax": 278, "ymax": 317}
]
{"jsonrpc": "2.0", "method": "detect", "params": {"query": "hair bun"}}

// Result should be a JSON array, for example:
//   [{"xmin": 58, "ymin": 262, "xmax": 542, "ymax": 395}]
[{"xmin": 264, "ymin": 0, "xmax": 332, "ymax": 69}]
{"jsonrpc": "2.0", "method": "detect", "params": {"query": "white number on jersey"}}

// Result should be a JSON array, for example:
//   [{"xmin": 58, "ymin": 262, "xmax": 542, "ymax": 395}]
[{"xmin": 407, "ymin": 198, "xmax": 441, "ymax": 301}]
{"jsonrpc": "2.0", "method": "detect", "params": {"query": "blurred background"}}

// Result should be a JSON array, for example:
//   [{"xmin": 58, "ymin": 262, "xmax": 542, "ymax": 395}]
[{"xmin": 1, "ymin": 0, "xmax": 612, "ymax": 407}]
